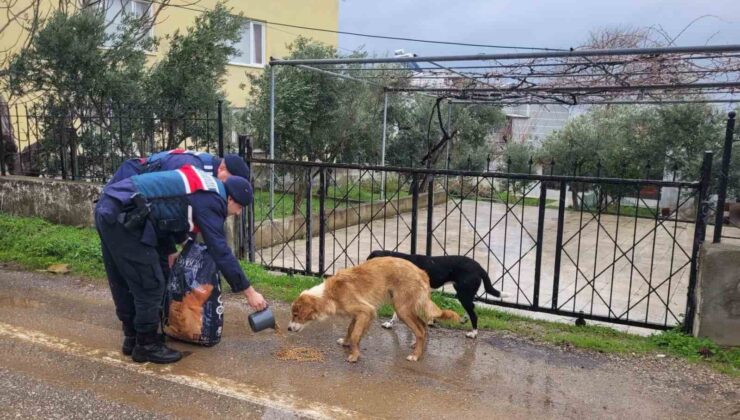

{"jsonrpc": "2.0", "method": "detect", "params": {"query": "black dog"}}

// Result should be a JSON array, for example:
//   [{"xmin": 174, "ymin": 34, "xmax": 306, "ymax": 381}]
[{"xmin": 367, "ymin": 250, "xmax": 501, "ymax": 338}]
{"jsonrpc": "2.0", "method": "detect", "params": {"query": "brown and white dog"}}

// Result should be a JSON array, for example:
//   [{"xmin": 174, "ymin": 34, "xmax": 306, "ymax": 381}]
[{"xmin": 287, "ymin": 257, "xmax": 460, "ymax": 362}]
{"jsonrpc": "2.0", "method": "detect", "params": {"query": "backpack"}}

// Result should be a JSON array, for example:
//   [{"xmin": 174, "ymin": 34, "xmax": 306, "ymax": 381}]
[{"xmin": 163, "ymin": 240, "xmax": 224, "ymax": 346}]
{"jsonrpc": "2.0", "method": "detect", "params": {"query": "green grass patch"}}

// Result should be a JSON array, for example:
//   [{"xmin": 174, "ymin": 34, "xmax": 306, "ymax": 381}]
[
  {"xmin": 451, "ymin": 191, "xmax": 556, "ymax": 207},
  {"xmin": 604, "ymin": 204, "xmax": 658, "ymax": 219},
  {"xmin": 240, "ymin": 263, "xmax": 321, "ymax": 302},
  {"xmin": 492, "ymin": 191, "xmax": 550, "ymax": 207},
  {"xmin": 0, "ymin": 213, "xmax": 106, "ymax": 278},
  {"xmin": 326, "ymin": 176, "xmax": 408, "ymax": 203},
  {"xmin": 649, "ymin": 329, "xmax": 740, "ymax": 375},
  {"xmin": 252, "ymin": 183, "xmax": 407, "ymax": 222},
  {"xmin": 326, "ymin": 184, "xmax": 406, "ymax": 203},
  {"xmin": 0, "ymin": 212, "xmax": 736, "ymax": 376},
  {"xmin": 548, "ymin": 204, "xmax": 661, "ymax": 219},
  {"xmin": 567, "ymin": 204, "xmax": 657, "ymax": 218},
  {"xmin": 253, "ymin": 191, "xmax": 355, "ymax": 222}
]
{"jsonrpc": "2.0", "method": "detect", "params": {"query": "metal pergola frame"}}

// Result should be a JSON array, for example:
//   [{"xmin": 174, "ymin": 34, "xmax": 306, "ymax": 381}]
[
  {"xmin": 265, "ymin": 44, "xmax": 740, "ymax": 208},
  {"xmin": 245, "ymin": 45, "xmax": 740, "ymax": 331}
]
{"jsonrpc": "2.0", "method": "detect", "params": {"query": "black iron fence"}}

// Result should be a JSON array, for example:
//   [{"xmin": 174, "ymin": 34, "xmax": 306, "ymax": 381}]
[
  {"xmin": 712, "ymin": 111, "xmax": 738, "ymax": 243},
  {"xmin": 1, "ymin": 102, "xmax": 234, "ymax": 182},
  {"xmin": 0, "ymin": 101, "xmax": 729, "ymax": 331},
  {"xmin": 242, "ymin": 154, "xmax": 713, "ymax": 331}
]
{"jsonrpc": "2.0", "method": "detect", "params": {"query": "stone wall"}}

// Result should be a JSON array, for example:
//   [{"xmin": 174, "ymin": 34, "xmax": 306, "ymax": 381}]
[
  {"xmin": 0, "ymin": 176, "xmax": 439, "ymax": 258},
  {"xmin": 0, "ymin": 176, "xmax": 100, "ymax": 227},
  {"xmin": 0, "ymin": 176, "xmax": 242, "ymax": 252},
  {"xmin": 693, "ymin": 242, "xmax": 740, "ymax": 346}
]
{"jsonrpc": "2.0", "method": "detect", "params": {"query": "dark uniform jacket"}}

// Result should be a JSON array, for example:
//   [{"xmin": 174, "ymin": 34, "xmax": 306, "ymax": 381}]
[
  {"xmin": 98, "ymin": 168, "xmax": 250, "ymax": 293},
  {"xmin": 107, "ymin": 149, "xmax": 223, "ymax": 186}
]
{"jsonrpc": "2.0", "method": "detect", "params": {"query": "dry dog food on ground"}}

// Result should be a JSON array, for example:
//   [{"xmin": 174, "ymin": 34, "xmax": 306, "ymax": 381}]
[
  {"xmin": 275, "ymin": 347, "xmax": 324, "ymax": 362},
  {"xmin": 273, "ymin": 322, "xmax": 284, "ymax": 337}
]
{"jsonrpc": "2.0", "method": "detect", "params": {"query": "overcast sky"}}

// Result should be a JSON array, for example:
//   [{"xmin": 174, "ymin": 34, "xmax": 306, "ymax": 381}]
[{"xmin": 338, "ymin": 0, "xmax": 740, "ymax": 56}]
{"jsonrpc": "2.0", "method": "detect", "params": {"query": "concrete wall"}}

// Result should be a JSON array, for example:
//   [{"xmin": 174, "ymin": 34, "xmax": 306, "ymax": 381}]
[
  {"xmin": 0, "ymin": 176, "xmax": 242, "ymax": 253},
  {"xmin": 0, "ymin": 176, "xmax": 100, "ymax": 226},
  {"xmin": 0, "ymin": 176, "xmax": 439, "ymax": 258},
  {"xmin": 693, "ymin": 242, "xmax": 740, "ymax": 346},
  {"xmin": 252, "ymin": 191, "xmax": 448, "ymax": 249}
]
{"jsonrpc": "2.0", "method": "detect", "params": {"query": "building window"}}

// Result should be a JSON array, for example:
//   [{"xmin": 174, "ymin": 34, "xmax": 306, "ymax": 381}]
[
  {"xmin": 93, "ymin": 0, "xmax": 154, "ymax": 40},
  {"xmin": 230, "ymin": 21, "xmax": 265, "ymax": 66},
  {"xmin": 131, "ymin": 1, "xmax": 153, "ymax": 22}
]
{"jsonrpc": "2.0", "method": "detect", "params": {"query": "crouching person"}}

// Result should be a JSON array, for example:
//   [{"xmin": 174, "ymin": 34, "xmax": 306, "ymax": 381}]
[
  {"xmin": 107, "ymin": 149, "xmax": 251, "ymax": 186},
  {"xmin": 94, "ymin": 165, "xmax": 267, "ymax": 364},
  {"xmin": 106, "ymin": 150, "xmax": 251, "ymax": 283}
]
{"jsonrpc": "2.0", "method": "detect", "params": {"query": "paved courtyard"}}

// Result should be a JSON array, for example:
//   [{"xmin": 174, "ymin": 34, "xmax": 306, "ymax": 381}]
[{"xmin": 255, "ymin": 199, "xmax": 737, "ymax": 328}]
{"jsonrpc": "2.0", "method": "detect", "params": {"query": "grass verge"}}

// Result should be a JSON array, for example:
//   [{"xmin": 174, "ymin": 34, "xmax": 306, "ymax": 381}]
[
  {"xmin": 0, "ymin": 212, "xmax": 736, "ymax": 376},
  {"xmin": 252, "ymin": 191, "xmax": 348, "ymax": 222}
]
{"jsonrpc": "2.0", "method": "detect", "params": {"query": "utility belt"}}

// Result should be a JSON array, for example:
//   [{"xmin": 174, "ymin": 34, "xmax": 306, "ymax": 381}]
[{"xmin": 116, "ymin": 193, "xmax": 189, "ymax": 233}]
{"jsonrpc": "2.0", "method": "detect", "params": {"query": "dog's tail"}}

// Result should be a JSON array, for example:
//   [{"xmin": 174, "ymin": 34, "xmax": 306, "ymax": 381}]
[
  {"xmin": 480, "ymin": 268, "xmax": 501, "ymax": 297},
  {"xmin": 366, "ymin": 250, "xmax": 388, "ymax": 261},
  {"xmin": 420, "ymin": 298, "xmax": 461, "ymax": 324}
]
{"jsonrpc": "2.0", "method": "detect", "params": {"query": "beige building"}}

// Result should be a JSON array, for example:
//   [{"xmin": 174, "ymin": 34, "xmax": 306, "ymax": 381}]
[{"xmin": 1, "ymin": 0, "xmax": 339, "ymax": 108}]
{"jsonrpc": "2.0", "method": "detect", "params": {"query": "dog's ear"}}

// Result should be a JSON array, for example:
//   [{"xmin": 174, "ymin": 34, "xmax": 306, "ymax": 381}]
[{"xmin": 292, "ymin": 295, "xmax": 320, "ymax": 322}]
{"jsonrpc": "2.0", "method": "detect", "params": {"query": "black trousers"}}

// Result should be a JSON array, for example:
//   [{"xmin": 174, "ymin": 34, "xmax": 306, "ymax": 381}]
[{"xmin": 95, "ymin": 200, "xmax": 166, "ymax": 335}]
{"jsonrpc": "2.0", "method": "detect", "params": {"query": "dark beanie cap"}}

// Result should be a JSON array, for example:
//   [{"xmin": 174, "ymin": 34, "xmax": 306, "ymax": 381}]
[
  {"xmin": 223, "ymin": 154, "xmax": 250, "ymax": 179},
  {"xmin": 224, "ymin": 176, "xmax": 253, "ymax": 207}
]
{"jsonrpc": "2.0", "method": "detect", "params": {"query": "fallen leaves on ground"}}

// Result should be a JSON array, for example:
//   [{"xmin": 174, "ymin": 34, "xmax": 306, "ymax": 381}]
[{"xmin": 47, "ymin": 264, "xmax": 70, "ymax": 274}]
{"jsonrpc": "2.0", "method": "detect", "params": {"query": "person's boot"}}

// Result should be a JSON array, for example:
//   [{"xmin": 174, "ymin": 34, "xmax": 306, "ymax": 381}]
[
  {"xmin": 122, "ymin": 336, "xmax": 136, "ymax": 356},
  {"xmin": 131, "ymin": 332, "xmax": 182, "ymax": 364},
  {"xmin": 126, "ymin": 332, "xmax": 166, "ymax": 354},
  {"xmin": 122, "ymin": 323, "xmax": 137, "ymax": 356}
]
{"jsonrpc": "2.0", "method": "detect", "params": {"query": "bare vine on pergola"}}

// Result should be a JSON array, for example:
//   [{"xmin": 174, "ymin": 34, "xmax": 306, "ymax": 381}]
[
  {"xmin": 264, "ymin": 42, "xmax": 740, "ymax": 196},
  {"xmin": 382, "ymin": 46, "xmax": 740, "ymax": 106},
  {"xmin": 271, "ymin": 39, "xmax": 740, "ymax": 107}
]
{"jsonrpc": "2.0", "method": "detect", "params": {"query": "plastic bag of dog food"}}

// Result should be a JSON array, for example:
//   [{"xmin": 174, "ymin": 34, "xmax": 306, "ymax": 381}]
[{"xmin": 163, "ymin": 240, "xmax": 224, "ymax": 346}]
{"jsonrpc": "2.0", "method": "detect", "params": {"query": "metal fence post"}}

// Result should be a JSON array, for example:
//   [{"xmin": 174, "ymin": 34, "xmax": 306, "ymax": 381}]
[
  {"xmin": 217, "ymin": 100, "xmax": 224, "ymax": 158},
  {"xmin": 410, "ymin": 172, "xmax": 419, "ymax": 254},
  {"xmin": 318, "ymin": 167, "xmax": 326, "ymax": 275},
  {"xmin": 247, "ymin": 195, "xmax": 256, "ymax": 263},
  {"xmin": 532, "ymin": 181, "xmax": 548, "ymax": 309},
  {"xmin": 381, "ymin": 92, "xmax": 388, "ymax": 200},
  {"xmin": 237, "ymin": 134, "xmax": 248, "ymax": 259},
  {"xmin": 713, "ymin": 111, "xmax": 736, "ymax": 243},
  {"xmin": 238, "ymin": 133, "xmax": 247, "ymax": 158},
  {"xmin": 0, "ymin": 100, "xmax": 8, "ymax": 176},
  {"xmin": 0, "ymin": 124, "xmax": 6, "ymax": 176},
  {"xmin": 58, "ymin": 115, "xmax": 67, "ymax": 180},
  {"xmin": 269, "ymin": 66, "xmax": 276, "ymax": 218},
  {"xmin": 305, "ymin": 168, "xmax": 313, "ymax": 274},
  {"xmin": 685, "ymin": 151, "xmax": 713, "ymax": 334},
  {"xmin": 69, "ymin": 125, "xmax": 79, "ymax": 180},
  {"xmin": 244, "ymin": 136, "xmax": 256, "ymax": 262},
  {"xmin": 425, "ymin": 175, "xmax": 435, "ymax": 256},
  {"xmin": 551, "ymin": 180, "xmax": 567, "ymax": 310},
  {"xmin": 445, "ymin": 101, "xmax": 452, "ymax": 170}
]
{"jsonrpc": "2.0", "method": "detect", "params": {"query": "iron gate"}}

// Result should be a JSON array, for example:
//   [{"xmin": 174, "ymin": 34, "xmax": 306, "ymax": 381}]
[{"xmin": 241, "ymin": 154, "xmax": 713, "ymax": 331}]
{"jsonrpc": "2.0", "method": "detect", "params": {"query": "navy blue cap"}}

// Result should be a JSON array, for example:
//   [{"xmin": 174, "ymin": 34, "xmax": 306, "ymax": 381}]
[
  {"xmin": 224, "ymin": 176, "xmax": 253, "ymax": 207},
  {"xmin": 223, "ymin": 154, "xmax": 250, "ymax": 179}
]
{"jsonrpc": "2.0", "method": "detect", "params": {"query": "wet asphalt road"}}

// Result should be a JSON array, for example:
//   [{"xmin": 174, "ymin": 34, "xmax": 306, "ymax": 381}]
[{"xmin": 0, "ymin": 267, "xmax": 737, "ymax": 419}]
